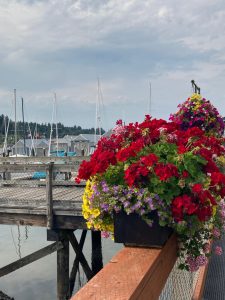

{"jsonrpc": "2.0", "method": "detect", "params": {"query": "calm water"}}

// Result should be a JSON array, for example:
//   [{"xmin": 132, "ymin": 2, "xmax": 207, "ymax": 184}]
[{"xmin": 0, "ymin": 225, "xmax": 122, "ymax": 299}]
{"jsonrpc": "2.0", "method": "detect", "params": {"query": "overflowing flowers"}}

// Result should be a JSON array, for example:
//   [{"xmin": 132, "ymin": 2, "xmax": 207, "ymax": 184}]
[
  {"xmin": 76, "ymin": 94, "xmax": 225, "ymax": 272},
  {"xmin": 170, "ymin": 93, "xmax": 224, "ymax": 137}
]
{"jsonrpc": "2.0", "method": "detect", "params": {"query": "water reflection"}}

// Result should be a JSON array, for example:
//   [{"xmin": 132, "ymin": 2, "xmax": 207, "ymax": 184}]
[
  {"xmin": 0, "ymin": 226, "xmax": 122, "ymax": 300},
  {"xmin": 9, "ymin": 225, "xmax": 30, "ymax": 260}
]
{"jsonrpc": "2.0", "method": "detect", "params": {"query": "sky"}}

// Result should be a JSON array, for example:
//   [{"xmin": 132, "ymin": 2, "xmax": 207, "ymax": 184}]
[{"xmin": 0, "ymin": 0, "xmax": 225, "ymax": 131}]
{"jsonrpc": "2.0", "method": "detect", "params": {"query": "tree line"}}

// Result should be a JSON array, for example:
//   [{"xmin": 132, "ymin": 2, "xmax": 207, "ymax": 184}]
[{"xmin": 0, "ymin": 114, "xmax": 104, "ymax": 145}]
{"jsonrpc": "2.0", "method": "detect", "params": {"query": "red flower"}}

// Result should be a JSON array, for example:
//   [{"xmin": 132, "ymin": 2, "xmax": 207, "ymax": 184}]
[
  {"xmin": 182, "ymin": 171, "xmax": 189, "ymax": 178},
  {"xmin": 196, "ymin": 206, "xmax": 212, "ymax": 222},
  {"xmin": 178, "ymin": 145, "xmax": 188, "ymax": 154},
  {"xmin": 140, "ymin": 153, "xmax": 158, "ymax": 167},
  {"xmin": 155, "ymin": 163, "xmax": 179, "ymax": 181},
  {"xmin": 171, "ymin": 195, "xmax": 197, "ymax": 221},
  {"xmin": 192, "ymin": 184, "xmax": 203, "ymax": 194},
  {"xmin": 116, "ymin": 139, "xmax": 144, "ymax": 162}
]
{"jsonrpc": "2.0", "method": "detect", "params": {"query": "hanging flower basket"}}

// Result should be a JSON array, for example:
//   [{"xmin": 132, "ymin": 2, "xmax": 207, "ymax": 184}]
[
  {"xmin": 76, "ymin": 94, "xmax": 225, "ymax": 271},
  {"xmin": 113, "ymin": 210, "xmax": 173, "ymax": 247}
]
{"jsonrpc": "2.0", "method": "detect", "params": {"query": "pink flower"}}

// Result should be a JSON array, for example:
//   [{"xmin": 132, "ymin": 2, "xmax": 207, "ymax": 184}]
[
  {"xmin": 101, "ymin": 231, "xmax": 110, "ymax": 238},
  {"xmin": 212, "ymin": 227, "xmax": 221, "ymax": 239},
  {"xmin": 215, "ymin": 246, "xmax": 222, "ymax": 255},
  {"xmin": 196, "ymin": 255, "xmax": 208, "ymax": 266}
]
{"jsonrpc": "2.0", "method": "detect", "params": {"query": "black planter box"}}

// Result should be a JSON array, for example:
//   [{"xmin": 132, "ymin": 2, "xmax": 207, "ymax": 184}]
[{"xmin": 113, "ymin": 210, "xmax": 173, "ymax": 247}]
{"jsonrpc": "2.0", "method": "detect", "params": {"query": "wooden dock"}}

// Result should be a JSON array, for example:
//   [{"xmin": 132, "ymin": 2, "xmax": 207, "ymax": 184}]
[
  {"xmin": 0, "ymin": 157, "xmax": 87, "ymax": 230},
  {"xmin": 0, "ymin": 157, "xmax": 100, "ymax": 300}
]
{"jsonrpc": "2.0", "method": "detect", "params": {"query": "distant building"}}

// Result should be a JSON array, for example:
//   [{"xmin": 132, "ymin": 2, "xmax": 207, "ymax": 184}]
[
  {"xmin": 71, "ymin": 134, "xmax": 101, "ymax": 156},
  {"xmin": 11, "ymin": 139, "xmax": 49, "ymax": 156},
  {"xmin": 51, "ymin": 138, "xmax": 70, "ymax": 153}
]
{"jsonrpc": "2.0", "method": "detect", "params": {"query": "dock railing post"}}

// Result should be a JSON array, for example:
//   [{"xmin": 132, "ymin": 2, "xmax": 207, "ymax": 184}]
[
  {"xmin": 91, "ymin": 231, "xmax": 103, "ymax": 275},
  {"xmin": 46, "ymin": 162, "xmax": 54, "ymax": 229},
  {"xmin": 57, "ymin": 230, "xmax": 70, "ymax": 300},
  {"xmin": 3, "ymin": 161, "xmax": 11, "ymax": 181}
]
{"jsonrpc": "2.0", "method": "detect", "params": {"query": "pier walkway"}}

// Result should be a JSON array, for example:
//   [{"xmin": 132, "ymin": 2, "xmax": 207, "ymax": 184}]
[{"xmin": 0, "ymin": 157, "xmax": 86, "ymax": 230}]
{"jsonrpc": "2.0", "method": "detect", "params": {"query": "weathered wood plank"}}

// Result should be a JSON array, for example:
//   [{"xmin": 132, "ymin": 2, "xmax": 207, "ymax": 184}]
[
  {"xmin": 0, "ymin": 186, "xmax": 83, "ymax": 204},
  {"xmin": 0, "ymin": 241, "xmax": 63, "ymax": 277},
  {"xmin": 0, "ymin": 213, "xmax": 87, "ymax": 229},
  {"xmin": 0, "ymin": 180, "xmax": 84, "ymax": 187},
  {"xmin": 0, "ymin": 156, "xmax": 89, "ymax": 164},
  {"xmin": 0, "ymin": 164, "xmax": 79, "ymax": 173}
]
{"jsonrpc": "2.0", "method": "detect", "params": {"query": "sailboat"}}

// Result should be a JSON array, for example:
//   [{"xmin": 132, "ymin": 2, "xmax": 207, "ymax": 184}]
[{"xmin": 90, "ymin": 78, "xmax": 103, "ymax": 155}]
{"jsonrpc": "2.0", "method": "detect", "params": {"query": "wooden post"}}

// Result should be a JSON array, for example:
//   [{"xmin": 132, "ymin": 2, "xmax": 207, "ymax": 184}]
[
  {"xmin": 57, "ymin": 230, "xmax": 70, "ymax": 300},
  {"xmin": 3, "ymin": 162, "xmax": 11, "ymax": 180},
  {"xmin": 91, "ymin": 231, "xmax": 103, "ymax": 275},
  {"xmin": 46, "ymin": 162, "xmax": 54, "ymax": 229}
]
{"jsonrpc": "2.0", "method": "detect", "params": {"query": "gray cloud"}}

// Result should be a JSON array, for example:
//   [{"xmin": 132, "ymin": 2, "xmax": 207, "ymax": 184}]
[{"xmin": 0, "ymin": 0, "xmax": 225, "ymax": 129}]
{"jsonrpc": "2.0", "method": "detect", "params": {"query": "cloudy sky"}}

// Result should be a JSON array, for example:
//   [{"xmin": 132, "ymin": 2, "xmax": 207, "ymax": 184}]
[{"xmin": 0, "ymin": 0, "xmax": 225, "ymax": 130}]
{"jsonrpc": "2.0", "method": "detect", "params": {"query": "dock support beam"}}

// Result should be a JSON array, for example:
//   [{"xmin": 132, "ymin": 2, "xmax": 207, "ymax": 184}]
[
  {"xmin": 91, "ymin": 231, "xmax": 103, "ymax": 275},
  {"xmin": 57, "ymin": 231, "xmax": 70, "ymax": 300}
]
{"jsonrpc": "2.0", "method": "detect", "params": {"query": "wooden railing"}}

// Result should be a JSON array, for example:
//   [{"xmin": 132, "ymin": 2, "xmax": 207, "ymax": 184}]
[
  {"xmin": 0, "ymin": 156, "xmax": 89, "ymax": 164},
  {"xmin": 71, "ymin": 234, "xmax": 209, "ymax": 300},
  {"xmin": 0, "ymin": 159, "xmax": 86, "ymax": 229}
]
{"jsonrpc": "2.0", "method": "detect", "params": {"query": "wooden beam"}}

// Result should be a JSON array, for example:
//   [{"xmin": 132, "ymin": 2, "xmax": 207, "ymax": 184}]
[
  {"xmin": 0, "ymin": 213, "xmax": 47, "ymax": 227},
  {"xmin": 0, "ymin": 163, "xmax": 83, "ymax": 173},
  {"xmin": 91, "ymin": 231, "xmax": 103, "ymax": 275},
  {"xmin": 57, "ymin": 231, "xmax": 70, "ymax": 300},
  {"xmin": 46, "ymin": 162, "xmax": 54, "ymax": 229},
  {"xmin": 0, "ymin": 156, "xmax": 89, "ymax": 164},
  {"xmin": 54, "ymin": 215, "xmax": 87, "ymax": 230},
  {"xmin": 0, "ymin": 242, "xmax": 63, "ymax": 277},
  {"xmin": 71, "ymin": 234, "xmax": 177, "ymax": 300},
  {"xmin": 69, "ymin": 230, "xmax": 87, "ymax": 295},
  {"xmin": 67, "ymin": 231, "xmax": 93, "ymax": 280},
  {"xmin": 0, "ymin": 180, "xmax": 85, "ymax": 187},
  {"xmin": 0, "ymin": 213, "xmax": 87, "ymax": 229}
]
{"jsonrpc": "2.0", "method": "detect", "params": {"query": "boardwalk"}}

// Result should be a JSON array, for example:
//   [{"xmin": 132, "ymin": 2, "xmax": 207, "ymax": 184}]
[{"xmin": 0, "ymin": 157, "xmax": 87, "ymax": 229}]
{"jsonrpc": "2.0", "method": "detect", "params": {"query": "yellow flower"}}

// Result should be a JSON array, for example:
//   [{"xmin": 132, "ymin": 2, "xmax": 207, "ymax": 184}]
[
  {"xmin": 83, "ymin": 210, "xmax": 90, "ymax": 220},
  {"xmin": 190, "ymin": 93, "xmax": 202, "ymax": 101},
  {"xmin": 86, "ymin": 221, "xmax": 93, "ymax": 229},
  {"xmin": 92, "ymin": 208, "xmax": 101, "ymax": 217}
]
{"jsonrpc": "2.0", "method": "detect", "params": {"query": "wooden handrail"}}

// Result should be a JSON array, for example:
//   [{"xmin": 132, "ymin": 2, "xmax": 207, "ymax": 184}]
[
  {"xmin": 0, "ymin": 163, "xmax": 82, "ymax": 173},
  {"xmin": 71, "ymin": 234, "xmax": 178, "ymax": 300},
  {"xmin": 0, "ymin": 156, "xmax": 89, "ymax": 164}
]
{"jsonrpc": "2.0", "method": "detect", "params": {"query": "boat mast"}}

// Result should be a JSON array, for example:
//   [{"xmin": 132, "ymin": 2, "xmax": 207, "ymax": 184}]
[
  {"xmin": 95, "ymin": 78, "xmax": 101, "ymax": 144},
  {"xmin": 54, "ymin": 93, "xmax": 59, "ymax": 156},
  {"xmin": 3, "ymin": 116, "xmax": 7, "ymax": 154},
  {"xmin": 48, "ymin": 98, "xmax": 54, "ymax": 157},
  {"xmin": 14, "ymin": 89, "xmax": 17, "ymax": 156},
  {"xmin": 21, "ymin": 97, "xmax": 26, "ymax": 155},
  {"xmin": 48, "ymin": 94, "xmax": 58, "ymax": 157}
]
